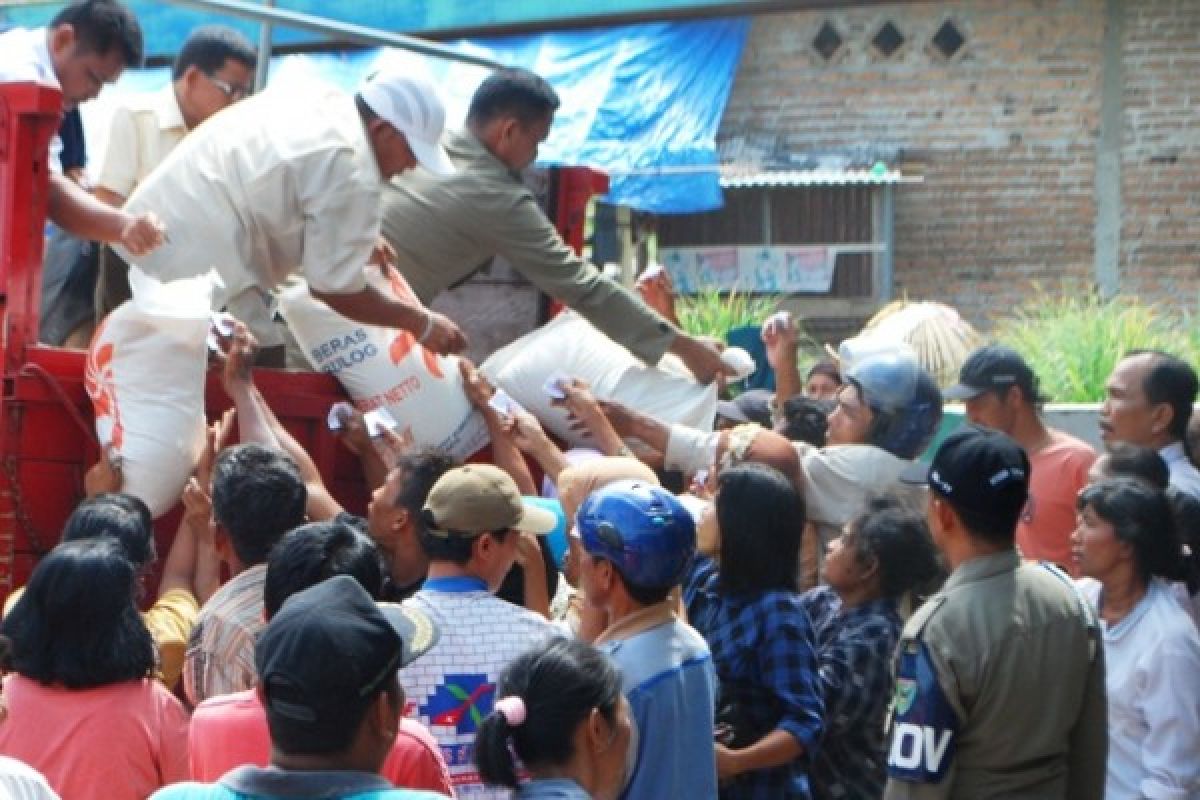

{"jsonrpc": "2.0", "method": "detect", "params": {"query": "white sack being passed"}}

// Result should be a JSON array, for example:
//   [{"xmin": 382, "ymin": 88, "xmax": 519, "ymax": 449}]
[
  {"xmin": 86, "ymin": 269, "xmax": 212, "ymax": 517},
  {"xmin": 482, "ymin": 311, "xmax": 717, "ymax": 448},
  {"xmin": 278, "ymin": 270, "xmax": 489, "ymax": 460}
]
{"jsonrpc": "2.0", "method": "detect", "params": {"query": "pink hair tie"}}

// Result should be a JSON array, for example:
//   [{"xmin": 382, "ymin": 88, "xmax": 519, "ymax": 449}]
[{"xmin": 495, "ymin": 696, "xmax": 527, "ymax": 727}]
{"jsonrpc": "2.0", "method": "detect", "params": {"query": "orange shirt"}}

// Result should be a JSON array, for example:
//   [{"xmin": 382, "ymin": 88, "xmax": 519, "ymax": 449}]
[
  {"xmin": 0, "ymin": 674, "xmax": 189, "ymax": 800},
  {"xmin": 189, "ymin": 689, "xmax": 453, "ymax": 795},
  {"xmin": 1017, "ymin": 429, "xmax": 1096, "ymax": 574}
]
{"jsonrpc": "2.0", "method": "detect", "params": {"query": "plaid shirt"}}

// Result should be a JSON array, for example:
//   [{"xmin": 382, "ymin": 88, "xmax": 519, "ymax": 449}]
[
  {"xmin": 800, "ymin": 586, "xmax": 901, "ymax": 800},
  {"xmin": 183, "ymin": 564, "xmax": 267, "ymax": 707},
  {"xmin": 684, "ymin": 555, "xmax": 824, "ymax": 800}
]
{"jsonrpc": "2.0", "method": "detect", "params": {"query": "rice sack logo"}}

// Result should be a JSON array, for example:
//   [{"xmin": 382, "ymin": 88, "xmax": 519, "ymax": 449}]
[
  {"xmin": 421, "ymin": 674, "xmax": 494, "ymax": 735},
  {"xmin": 311, "ymin": 330, "xmax": 377, "ymax": 377}
]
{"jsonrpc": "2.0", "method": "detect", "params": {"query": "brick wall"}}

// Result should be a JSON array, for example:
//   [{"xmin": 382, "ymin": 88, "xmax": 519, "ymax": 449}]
[
  {"xmin": 1119, "ymin": 0, "xmax": 1200, "ymax": 307},
  {"xmin": 720, "ymin": 0, "xmax": 1199, "ymax": 327}
]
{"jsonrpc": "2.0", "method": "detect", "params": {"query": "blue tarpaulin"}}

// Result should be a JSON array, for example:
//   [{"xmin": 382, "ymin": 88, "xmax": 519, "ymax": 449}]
[{"xmin": 79, "ymin": 18, "xmax": 749, "ymax": 213}]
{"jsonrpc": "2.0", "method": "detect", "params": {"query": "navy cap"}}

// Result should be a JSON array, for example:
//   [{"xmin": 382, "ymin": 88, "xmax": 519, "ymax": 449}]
[
  {"xmin": 901, "ymin": 425, "xmax": 1030, "ymax": 520},
  {"xmin": 944, "ymin": 344, "xmax": 1041, "ymax": 402},
  {"xmin": 256, "ymin": 576, "xmax": 438, "ymax": 728}
]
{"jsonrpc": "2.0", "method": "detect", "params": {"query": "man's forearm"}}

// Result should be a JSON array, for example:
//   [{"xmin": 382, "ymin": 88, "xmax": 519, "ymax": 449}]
[
  {"xmin": 311, "ymin": 284, "xmax": 425, "ymax": 331},
  {"xmin": 47, "ymin": 173, "xmax": 128, "ymax": 242}
]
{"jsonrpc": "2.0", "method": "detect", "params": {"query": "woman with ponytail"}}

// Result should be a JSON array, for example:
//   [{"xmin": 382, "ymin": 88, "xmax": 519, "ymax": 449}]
[{"xmin": 474, "ymin": 637, "xmax": 634, "ymax": 799}]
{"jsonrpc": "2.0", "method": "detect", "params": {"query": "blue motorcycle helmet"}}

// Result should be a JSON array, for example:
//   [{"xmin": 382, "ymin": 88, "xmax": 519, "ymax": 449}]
[
  {"xmin": 575, "ymin": 480, "xmax": 696, "ymax": 590},
  {"xmin": 845, "ymin": 351, "xmax": 943, "ymax": 460}
]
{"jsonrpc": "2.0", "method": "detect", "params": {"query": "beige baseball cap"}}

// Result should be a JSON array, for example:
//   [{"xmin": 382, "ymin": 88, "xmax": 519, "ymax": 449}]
[
  {"xmin": 423, "ymin": 464, "xmax": 558, "ymax": 538},
  {"xmin": 358, "ymin": 68, "xmax": 455, "ymax": 176}
]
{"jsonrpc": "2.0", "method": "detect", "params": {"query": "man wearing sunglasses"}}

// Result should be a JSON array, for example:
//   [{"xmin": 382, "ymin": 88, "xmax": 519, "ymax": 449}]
[{"xmin": 90, "ymin": 26, "xmax": 257, "ymax": 344}]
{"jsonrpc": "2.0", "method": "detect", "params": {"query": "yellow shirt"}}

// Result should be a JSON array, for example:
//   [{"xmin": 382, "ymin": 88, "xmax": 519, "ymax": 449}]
[
  {"xmin": 3, "ymin": 585, "xmax": 199, "ymax": 690},
  {"xmin": 95, "ymin": 83, "xmax": 188, "ymax": 201}
]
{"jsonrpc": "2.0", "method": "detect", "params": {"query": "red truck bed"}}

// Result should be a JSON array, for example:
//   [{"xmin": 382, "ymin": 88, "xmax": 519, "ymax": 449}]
[{"xmin": 0, "ymin": 81, "xmax": 607, "ymax": 602}]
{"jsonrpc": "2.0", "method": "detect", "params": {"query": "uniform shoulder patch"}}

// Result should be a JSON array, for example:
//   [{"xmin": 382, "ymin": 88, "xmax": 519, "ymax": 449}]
[{"xmin": 888, "ymin": 639, "xmax": 960, "ymax": 784}]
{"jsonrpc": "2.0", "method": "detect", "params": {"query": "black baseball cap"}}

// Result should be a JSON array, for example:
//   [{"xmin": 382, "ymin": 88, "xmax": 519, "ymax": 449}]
[
  {"xmin": 944, "ymin": 344, "xmax": 1041, "ymax": 402},
  {"xmin": 256, "ymin": 575, "xmax": 439, "ymax": 728},
  {"xmin": 900, "ymin": 425, "xmax": 1030, "ymax": 520}
]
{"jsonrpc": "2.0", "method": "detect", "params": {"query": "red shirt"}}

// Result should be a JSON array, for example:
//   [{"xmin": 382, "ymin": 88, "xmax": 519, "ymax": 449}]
[
  {"xmin": 0, "ymin": 674, "xmax": 189, "ymax": 800},
  {"xmin": 189, "ymin": 689, "xmax": 453, "ymax": 795},
  {"xmin": 1017, "ymin": 429, "xmax": 1096, "ymax": 574}
]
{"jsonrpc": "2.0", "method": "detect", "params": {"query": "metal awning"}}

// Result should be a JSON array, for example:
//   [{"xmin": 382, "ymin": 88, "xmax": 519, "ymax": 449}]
[{"xmin": 720, "ymin": 168, "xmax": 923, "ymax": 188}]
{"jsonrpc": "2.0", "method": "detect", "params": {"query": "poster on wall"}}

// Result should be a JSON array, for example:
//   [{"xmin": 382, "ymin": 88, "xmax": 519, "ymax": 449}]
[{"xmin": 660, "ymin": 246, "xmax": 838, "ymax": 293}]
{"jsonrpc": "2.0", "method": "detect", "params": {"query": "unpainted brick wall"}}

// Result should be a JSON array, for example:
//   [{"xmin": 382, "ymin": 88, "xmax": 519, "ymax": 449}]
[
  {"xmin": 720, "ymin": 0, "xmax": 1199, "ymax": 328},
  {"xmin": 1119, "ymin": 0, "xmax": 1200, "ymax": 309}
]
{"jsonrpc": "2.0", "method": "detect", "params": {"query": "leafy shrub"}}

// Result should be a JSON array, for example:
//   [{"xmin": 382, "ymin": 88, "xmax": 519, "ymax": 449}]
[{"xmin": 992, "ymin": 285, "xmax": 1200, "ymax": 402}]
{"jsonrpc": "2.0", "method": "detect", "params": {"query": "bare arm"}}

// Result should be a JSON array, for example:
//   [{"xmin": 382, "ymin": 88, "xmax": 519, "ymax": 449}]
[
  {"xmin": 220, "ymin": 323, "xmax": 344, "ymax": 520},
  {"xmin": 332, "ymin": 407, "xmax": 392, "ymax": 492},
  {"xmin": 459, "ymin": 361, "xmax": 539, "ymax": 495},
  {"xmin": 558, "ymin": 380, "xmax": 627, "ymax": 457},
  {"xmin": 598, "ymin": 399, "xmax": 672, "ymax": 454},
  {"xmin": 310, "ymin": 285, "xmax": 467, "ymax": 355},
  {"xmin": 716, "ymin": 730, "xmax": 803, "ymax": 780},
  {"xmin": 93, "ymin": 186, "xmax": 126, "ymax": 208},
  {"xmin": 763, "ymin": 313, "xmax": 803, "ymax": 403},
  {"xmin": 47, "ymin": 173, "xmax": 164, "ymax": 255}
]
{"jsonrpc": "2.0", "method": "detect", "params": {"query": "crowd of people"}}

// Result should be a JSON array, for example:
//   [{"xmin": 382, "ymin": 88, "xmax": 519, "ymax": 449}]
[
  {"xmin": 3, "ymin": 2, "xmax": 1200, "ymax": 800},
  {"xmin": 3, "ymin": 306, "xmax": 1200, "ymax": 800}
]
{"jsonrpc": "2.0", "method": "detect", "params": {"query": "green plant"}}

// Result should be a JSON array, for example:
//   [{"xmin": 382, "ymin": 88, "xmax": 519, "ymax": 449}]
[
  {"xmin": 992, "ymin": 284, "xmax": 1200, "ymax": 402},
  {"xmin": 676, "ymin": 287, "xmax": 782, "ymax": 340}
]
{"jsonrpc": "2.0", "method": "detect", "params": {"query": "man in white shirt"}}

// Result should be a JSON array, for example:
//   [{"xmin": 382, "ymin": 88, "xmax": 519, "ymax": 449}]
[
  {"xmin": 116, "ymin": 67, "xmax": 467, "ymax": 353},
  {"xmin": 0, "ymin": 0, "xmax": 164, "ymax": 257},
  {"xmin": 91, "ymin": 26, "xmax": 259, "ymax": 348},
  {"xmin": 1101, "ymin": 350, "xmax": 1200, "ymax": 501}
]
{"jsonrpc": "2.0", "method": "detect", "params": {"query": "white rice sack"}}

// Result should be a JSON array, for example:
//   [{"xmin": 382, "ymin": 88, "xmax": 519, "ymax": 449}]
[
  {"xmin": 86, "ymin": 270, "xmax": 212, "ymax": 517},
  {"xmin": 278, "ymin": 271, "xmax": 489, "ymax": 460},
  {"xmin": 481, "ymin": 311, "xmax": 717, "ymax": 448}
]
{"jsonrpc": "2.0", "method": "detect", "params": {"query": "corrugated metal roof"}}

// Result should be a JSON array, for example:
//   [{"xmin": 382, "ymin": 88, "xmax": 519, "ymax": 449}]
[{"xmin": 720, "ymin": 168, "xmax": 922, "ymax": 188}]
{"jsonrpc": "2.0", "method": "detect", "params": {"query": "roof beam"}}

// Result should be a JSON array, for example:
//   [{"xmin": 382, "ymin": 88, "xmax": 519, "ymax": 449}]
[{"xmin": 160, "ymin": 0, "xmax": 504, "ymax": 68}]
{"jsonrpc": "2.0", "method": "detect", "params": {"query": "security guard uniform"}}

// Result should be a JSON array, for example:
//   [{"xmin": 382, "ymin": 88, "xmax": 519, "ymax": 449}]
[{"xmin": 884, "ymin": 551, "xmax": 1107, "ymax": 800}]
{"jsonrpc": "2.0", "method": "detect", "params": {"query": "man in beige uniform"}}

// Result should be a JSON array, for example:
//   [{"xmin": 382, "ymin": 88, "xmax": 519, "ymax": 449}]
[
  {"xmin": 93, "ymin": 25, "xmax": 257, "ymax": 335},
  {"xmin": 887, "ymin": 426, "xmax": 1106, "ymax": 800},
  {"xmin": 380, "ymin": 67, "xmax": 727, "ymax": 382}
]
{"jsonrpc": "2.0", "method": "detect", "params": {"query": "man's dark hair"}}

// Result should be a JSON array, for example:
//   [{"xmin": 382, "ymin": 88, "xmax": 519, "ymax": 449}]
[
  {"xmin": 467, "ymin": 67, "xmax": 560, "ymax": 127},
  {"xmin": 778, "ymin": 395, "xmax": 829, "ymax": 447},
  {"xmin": 948, "ymin": 500, "xmax": 1020, "ymax": 547},
  {"xmin": 416, "ymin": 523, "xmax": 510, "ymax": 567},
  {"xmin": 263, "ymin": 520, "xmax": 387, "ymax": 619},
  {"xmin": 1097, "ymin": 442, "xmax": 1169, "ymax": 490},
  {"xmin": 51, "ymin": 0, "xmax": 143, "ymax": 67},
  {"xmin": 62, "ymin": 492, "xmax": 155, "ymax": 570},
  {"xmin": 172, "ymin": 25, "xmax": 256, "ymax": 80},
  {"xmin": 1125, "ymin": 350, "xmax": 1199, "ymax": 444},
  {"xmin": 715, "ymin": 463, "xmax": 804, "ymax": 595},
  {"xmin": 212, "ymin": 444, "xmax": 307, "ymax": 566},
  {"xmin": 2, "ymin": 539, "xmax": 155, "ymax": 688},
  {"xmin": 592, "ymin": 552, "xmax": 673, "ymax": 607},
  {"xmin": 389, "ymin": 449, "xmax": 458, "ymax": 537}
]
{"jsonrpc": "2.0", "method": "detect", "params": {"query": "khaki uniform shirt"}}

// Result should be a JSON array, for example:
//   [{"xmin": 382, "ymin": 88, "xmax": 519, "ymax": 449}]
[
  {"xmin": 95, "ymin": 84, "xmax": 188, "ymax": 200},
  {"xmin": 884, "ymin": 550, "xmax": 1107, "ymax": 800},
  {"xmin": 380, "ymin": 129, "xmax": 675, "ymax": 365},
  {"xmin": 118, "ymin": 88, "xmax": 381, "ymax": 303}
]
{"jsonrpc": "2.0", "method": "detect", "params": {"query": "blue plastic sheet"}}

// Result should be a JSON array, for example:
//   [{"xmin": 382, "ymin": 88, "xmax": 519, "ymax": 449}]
[{"xmin": 88, "ymin": 18, "xmax": 750, "ymax": 213}]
